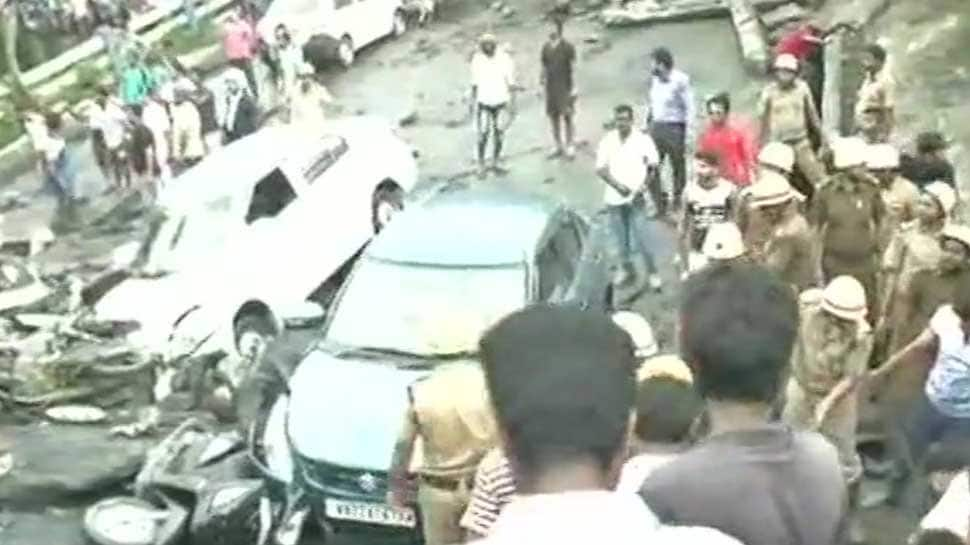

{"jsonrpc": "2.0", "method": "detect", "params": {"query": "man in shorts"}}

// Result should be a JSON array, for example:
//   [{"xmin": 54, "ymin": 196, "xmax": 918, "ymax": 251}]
[
  {"xmin": 471, "ymin": 33, "xmax": 517, "ymax": 177},
  {"xmin": 540, "ymin": 23, "xmax": 576, "ymax": 159}
]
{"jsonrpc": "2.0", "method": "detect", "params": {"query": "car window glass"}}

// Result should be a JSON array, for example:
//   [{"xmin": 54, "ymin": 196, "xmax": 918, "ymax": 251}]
[
  {"xmin": 303, "ymin": 135, "xmax": 349, "ymax": 183},
  {"xmin": 245, "ymin": 168, "xmax": 298, "ymax": 224}
]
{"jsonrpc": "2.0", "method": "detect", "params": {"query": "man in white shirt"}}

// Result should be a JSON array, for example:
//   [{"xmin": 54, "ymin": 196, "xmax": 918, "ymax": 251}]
[
  {"xmin": 596, "ymin": 103, "xmax": 662, "ymax": 290},
  {"xmin": 170, "ymin": 88, "xmax": 206, "ymax": 170},
  {"xmin": 142, "ymin": 88, "xmax": 173, "ymax": 186},
  {"xmin": 470, "ymin": 33, "xmax": 516, "ymax": 177},
  {"xmin": 474, "ymin": 306, "xmax": 740, "ymax": 545}
]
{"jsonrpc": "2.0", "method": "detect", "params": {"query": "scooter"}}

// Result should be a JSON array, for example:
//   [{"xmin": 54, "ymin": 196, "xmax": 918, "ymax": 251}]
[{"xmin": 83, "ymin": 418, "xmax": 265, "ymax": 545}]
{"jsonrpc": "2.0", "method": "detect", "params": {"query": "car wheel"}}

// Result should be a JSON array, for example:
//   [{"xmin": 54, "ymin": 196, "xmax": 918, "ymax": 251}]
[
  {"xmin": 337, "ymin": 36, "xmax": 354, "ymax": 68},
  {"xmin": 372, "ymin": 184, "xmax": 404, "ymax": 233},
  {"xmin": 392, "ymin": 10, "xmax": 407, "ymax": 37},
  {"xmin": 234, "ymin": 313, "xmax": 278, "ymax": 365}
]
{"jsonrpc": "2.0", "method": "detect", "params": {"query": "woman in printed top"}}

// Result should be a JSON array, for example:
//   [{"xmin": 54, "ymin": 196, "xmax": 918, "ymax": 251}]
[
  {"xmin": 678, "ymin": 150, "xmax": 738, "ymax": 276},
  {"xmin": 696, "ymin": 92, "xmax": 757, "ymax": 187}
]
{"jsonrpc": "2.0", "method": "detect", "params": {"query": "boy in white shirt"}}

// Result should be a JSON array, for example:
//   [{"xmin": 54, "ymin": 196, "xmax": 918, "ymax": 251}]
[{"xmin": 678, "ymin": 150, "xmax": 737, "ymax": 275}]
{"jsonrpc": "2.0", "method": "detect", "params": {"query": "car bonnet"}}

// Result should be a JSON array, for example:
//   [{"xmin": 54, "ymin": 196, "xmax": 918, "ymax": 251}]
[{"xmin": 287, "ymin": 350, "xmax": 429, "ymax": 470}]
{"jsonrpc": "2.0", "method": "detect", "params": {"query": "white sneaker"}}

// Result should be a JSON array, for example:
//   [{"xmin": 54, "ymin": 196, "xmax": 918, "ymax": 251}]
[{"xmin": 648, "ymin": 274, "xmax": 663, "ymax": 292}]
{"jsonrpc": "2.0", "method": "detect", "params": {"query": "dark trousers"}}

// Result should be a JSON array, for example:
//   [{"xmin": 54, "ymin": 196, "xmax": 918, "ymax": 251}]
[
  {"xmin": 650, "ymin": 121, "xmax": 687, "ymax": 203},
  {"xmin": 894, "ymin": 390, "xmax": 970, "ymax": 511},
  {"xmin": 229, "ymin": 58, "xmax": 259, "ymax": 97}
]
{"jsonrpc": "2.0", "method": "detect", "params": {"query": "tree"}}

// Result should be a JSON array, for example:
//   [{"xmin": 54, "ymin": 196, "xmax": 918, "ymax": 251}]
[{"xmin": 1, "ymin": 0, "xmax": 34, "ymax": 107}]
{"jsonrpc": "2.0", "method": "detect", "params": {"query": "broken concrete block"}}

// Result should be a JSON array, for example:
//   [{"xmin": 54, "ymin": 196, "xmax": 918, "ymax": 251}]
[
  {"xmin": 584, "ymin": 34, "xmax": 601, "ymax": 43},
  {"xmin": 749, "ymin": 0, "xmax": 790, "ymax": 12},
  {"xmin": 398, "ymin": 110, "xmax": 419, "ymax": 127},
  {"xmin": 601, "ymin": 0, "xmax": 727, "ymax": 27},
  {"xmin": 760, "ymin": 2, "xmax": 806, "ymax": 30},
  {"xmin": 727, "ymin": 0, "xmax": 769, "ymax": 74},
  {"xmin": 490, "ymin": 0, "xmax": 504, "ymax": 10},
  {"xmin": 500, "ymin": 5, "xmax": 515, "ymax": 17}
]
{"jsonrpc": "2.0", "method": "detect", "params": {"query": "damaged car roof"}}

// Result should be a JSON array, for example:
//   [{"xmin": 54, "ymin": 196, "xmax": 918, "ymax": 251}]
[{"xmin": 367, "ymin": 188, "xmax": 563, "ymax": 267}]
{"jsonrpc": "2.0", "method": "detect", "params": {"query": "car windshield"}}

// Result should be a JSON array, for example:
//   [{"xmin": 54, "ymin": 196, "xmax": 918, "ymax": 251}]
[
  {"xmin": 137, "ymin": 195, "xmax": 236, "ymax": 274},
  {"xmin": 325, "ymin": 258, "xmax": 527, "ymax": 357}
]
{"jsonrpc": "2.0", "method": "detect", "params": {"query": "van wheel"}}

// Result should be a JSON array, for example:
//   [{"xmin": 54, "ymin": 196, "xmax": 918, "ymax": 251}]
[
  {"xmin": 337, "ymin": 36, "xmax": 355, "ymax": 68},
  {"xmin": 392, "ymin": 10, "xmax": 407, "ymax": 37},
  {"xmin": 372, "ymin": 184, "xmax": 404, "ymax": 233}
]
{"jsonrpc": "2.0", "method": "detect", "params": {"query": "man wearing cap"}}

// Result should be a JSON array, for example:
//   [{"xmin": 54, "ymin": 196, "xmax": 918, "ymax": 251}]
[
  {"xmin": 810, "ymin": 136, "xmax": 885, "ymax": 319},
  {"xmin": 900, "ymin": 132, "xmax": 957, "ymax": 190},
  {"xmin": 867, "ymin": 143, "xmax": 920, "ymax": 251},
  {"xmin": 170, "ymin": 87, "xmax": 205, "ymax": 171},
  {"xmin": 736, "ymin": 143, "xmax": 798, "ymax": 252},
  {"xmin": 470, "ymin": 33, "xmax": 517, "ymax": 177},
  {"xmin": 678, "ymin": 150, "xmax": 737, "ymax": 276},
  {"xmin": 758, "ymin": 54, "xmax": 827, "ymax": 190},
  {"xmin": 878, "ymin": 224, "xmax": 970, "ymax": 435},
  {"xmin": 388, "ymin": 364, "xmax": 497, "ymax": 545},
  {"xmin": 784, "ymin": 276, "xmax": 873, "ymax": 544},
  {"xmin": 747, "ymin": 173, "xmax": 815, "ymax": 292},
  {"xmin": 870, "ymin": 278, "xmax": 970, "ymax": 510}
]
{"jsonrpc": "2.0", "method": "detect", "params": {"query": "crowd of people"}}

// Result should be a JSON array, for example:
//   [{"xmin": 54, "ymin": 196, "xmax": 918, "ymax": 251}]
[
  {"xmin": 19, "ymin": 1, "xmax": 339, "ymax": 229},
  {"xmin": 387, "ymin": 13, "xmax": 970, "ymax": 545}
]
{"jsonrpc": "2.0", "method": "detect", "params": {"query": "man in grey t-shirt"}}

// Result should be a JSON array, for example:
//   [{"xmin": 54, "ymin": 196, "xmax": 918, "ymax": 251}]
[{"xmin": 639, "ymin": 262, "xmax": 849, "ymax": 545}]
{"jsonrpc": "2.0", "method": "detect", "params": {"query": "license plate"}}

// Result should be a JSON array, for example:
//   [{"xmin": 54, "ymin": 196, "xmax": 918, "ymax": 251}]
[{"xmin": 324, "ymin": 499, "xmax": 417, "ymax": 528}]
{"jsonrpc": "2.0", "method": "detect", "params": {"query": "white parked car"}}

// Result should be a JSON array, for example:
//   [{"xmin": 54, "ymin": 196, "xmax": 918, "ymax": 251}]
[
  {"xmin": 93, "ymin": 117, "xmax": 418, "ymax": 363},
  {"xmin": 256, "ymin": 0, "xmax": 409, "ymax": 68}
]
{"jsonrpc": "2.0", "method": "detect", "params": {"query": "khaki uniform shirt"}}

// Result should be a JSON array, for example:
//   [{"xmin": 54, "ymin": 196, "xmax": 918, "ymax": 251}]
[
  {"xmin": 761, "ymin": 210, "xmax": 817, "ymax": 292},
  {"xmin": 810, "ymin": 173, "xmax": 884, "ymax": 265},
  {"xmin": 877, "ymin": 176, "xmax": 920, "ymax": 250},
  {"xmin": 409, "ymin": 364, "xmax": 497, "ymax": 479},
  {"xmin": 759, "ymin": 80, "xmax": 814, "ymax": 143},
  {"xmin": 892, "ymin": 268, "xmax": 970, "ymax": 352},
  {"xmin": 855, "ymin": 68, "xmax": 895, "ymax": 116},
  {"xmin": 792, "ymin": 298, "xmax": 873, "ymax": 397},
  {"xmin": 881, "ymin": 222, "xmax": 944, "ymax": 294}
]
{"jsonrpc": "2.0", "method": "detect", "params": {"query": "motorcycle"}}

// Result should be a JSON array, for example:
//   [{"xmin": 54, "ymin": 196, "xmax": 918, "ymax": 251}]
[{"xmin": 83, "ymin": 418, "xmax": 265, "ymax": 545}]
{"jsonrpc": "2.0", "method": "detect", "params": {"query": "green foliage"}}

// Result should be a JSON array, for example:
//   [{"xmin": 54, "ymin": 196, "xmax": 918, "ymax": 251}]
[{"xmin": 162, "ymin": 16, "xmax": 220, "ymax": 56}]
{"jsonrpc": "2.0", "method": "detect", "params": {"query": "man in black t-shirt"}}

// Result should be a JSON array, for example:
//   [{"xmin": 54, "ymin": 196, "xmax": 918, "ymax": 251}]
[{"xmin": 540, "ymin": 24, "xmax": 577, "ymax": 159}]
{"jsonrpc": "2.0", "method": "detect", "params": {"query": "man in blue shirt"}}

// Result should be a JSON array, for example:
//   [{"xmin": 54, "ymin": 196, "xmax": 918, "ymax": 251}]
[{"xmin": 644, "ymin": 47, "xmax": 695, "ymax": 216}]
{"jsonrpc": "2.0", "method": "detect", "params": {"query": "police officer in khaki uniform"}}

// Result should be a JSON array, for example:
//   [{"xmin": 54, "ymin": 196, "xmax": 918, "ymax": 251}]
[
  {"xmin": 877, "ymin": 181, "xmax": 955, "ymax": 356},
  {"xmin": 746, "ymin": 173, "xmax": 816, "ymax": 292},
  {"xmin": 783, "ymin": 276, "xmax": 873, "ymax": 544},
  {"xmin": 737, "ymin": 144, "xmax": 798, "ymax": 256},
  {"xmin": 875, "ymin": 224, "xmax": 970, "ymax": 504},
  {"xmin": 387, "ymin": 364, "xmax": 497, "ymax": 545},
  {"xmin": 866, "ymin": 143, "xmax": 920, "ymax": 251},
  {"xmin": 758, "ymin": 54, "xmax": 828, "ymax": 193},
  {"xmin": 810, "ymin": 136, "xmax": 886, "ymax": 321}
]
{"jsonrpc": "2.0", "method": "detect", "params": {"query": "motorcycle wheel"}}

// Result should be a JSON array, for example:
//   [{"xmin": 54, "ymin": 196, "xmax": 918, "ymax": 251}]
[{"xmin": 83, "ymin": 497, "xmax": 185, "ymax": 545}]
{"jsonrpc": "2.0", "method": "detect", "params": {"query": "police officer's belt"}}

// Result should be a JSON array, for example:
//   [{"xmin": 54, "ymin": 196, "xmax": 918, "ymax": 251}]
[{"xmin": 420, "ymin": 474, "xmax": 474, "ymax": 490}]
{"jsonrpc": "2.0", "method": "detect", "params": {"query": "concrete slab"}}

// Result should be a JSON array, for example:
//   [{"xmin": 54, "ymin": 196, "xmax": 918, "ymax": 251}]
[
  {"xmin": 727, "ymin": 0, "xmax": 770, "ymax": 73},
  {"xmin": 600, "ymin": 0, "xmax": 728, "ymax": 27},
  {"xmin": 760, "ymin": 2, "xmax": 808, "ymax": 30}
]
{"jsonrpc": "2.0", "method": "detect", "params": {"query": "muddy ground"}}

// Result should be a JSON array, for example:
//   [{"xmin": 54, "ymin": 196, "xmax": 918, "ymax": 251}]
[{"xmin": 0, "ymin": 0, "xmax": 937, "ymax": 543}]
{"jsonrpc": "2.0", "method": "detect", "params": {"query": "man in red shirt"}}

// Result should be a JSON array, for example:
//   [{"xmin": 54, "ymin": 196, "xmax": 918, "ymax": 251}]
[
  {"xmin": 697, "ymin": 93, "xmax": 756, "ymax": 187},
  {"xmin": 222, "ymin": 9, "xmax": 260, "ymax": 98},
  {"xmin": 775, "ymin": 21, "xmax": 856, "ymax": 114}
]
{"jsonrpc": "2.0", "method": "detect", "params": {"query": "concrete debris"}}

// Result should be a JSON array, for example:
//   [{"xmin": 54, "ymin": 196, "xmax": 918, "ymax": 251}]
[
  {"xmin": 0, "ymin": 425, "xmax": 151, "ymax": 508},
  {"xmin": 748, "ymin": 0, "xmax": 791, "ymax": 12},
  {"xmin": 584, "ymin": 34, "xmax": 601, "ymax": 43},
  {"xmin": 110, "ymin": 406, "xmax": 161, "ymax": 438},
  {"xmin": 45, "ymin": 404, "xmax": 109, "ymax": 424},
  {"xmin": 759, "ymin": 2, "xmax": 807, "ymax": 30},
  {"xmin": 399, "ymin": 110, "xmax": 419, "ymax": 127},
  {"xmin": 0, "ymin": 452, "xmax": 11, "ymax": 479},
  {"xmin": 600, "ymin": 0, "xmax": 728, "ymax": 27},
  {"xmin": 490, "ymin": 0, "xmax": 503, "ymax": 10},
  {"xmin": 727, "ymin": 0, "xmax": 770, "ymax": 74},
  {"xmin": 500, "ymin": 5, "xmax": 515, "ymax": 17}
]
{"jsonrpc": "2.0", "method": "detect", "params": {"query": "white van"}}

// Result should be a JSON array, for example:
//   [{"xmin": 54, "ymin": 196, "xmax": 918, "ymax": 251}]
[
  {"xmin": 256, "ymin": 0, "xmax": 409, "ymax": 68},
  {"xmin": 94, "ymin": 117, "xmax": 418, "ymax": 362}
]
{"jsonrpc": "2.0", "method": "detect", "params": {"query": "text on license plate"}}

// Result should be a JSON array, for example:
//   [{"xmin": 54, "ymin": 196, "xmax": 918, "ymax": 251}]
[{"xmin": 325, "ymin": 499, "xmax": 417, "ymax": 528}]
